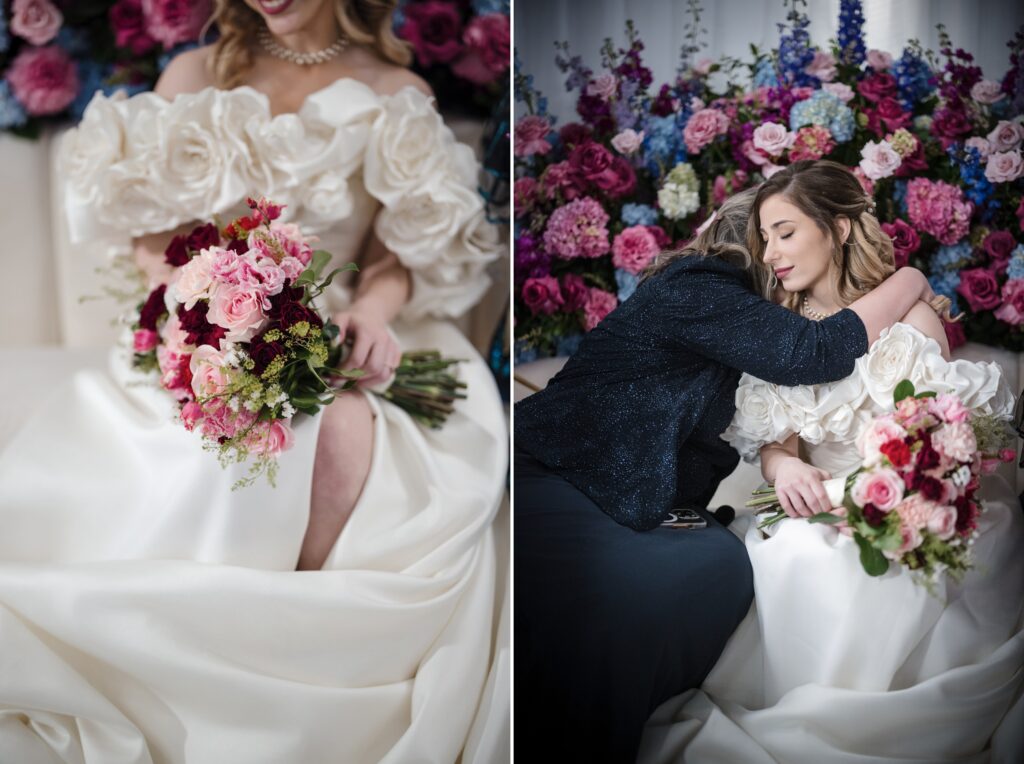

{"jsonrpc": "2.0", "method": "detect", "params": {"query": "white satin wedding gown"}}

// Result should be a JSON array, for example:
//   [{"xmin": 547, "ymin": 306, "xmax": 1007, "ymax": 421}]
[
  {"xmin": 639, "ymin": 324, "xmax": 1024, "ymax": 764},
  {"xmin": 0, "ymin": 79, "xmax": 507, "ymax": 763}
]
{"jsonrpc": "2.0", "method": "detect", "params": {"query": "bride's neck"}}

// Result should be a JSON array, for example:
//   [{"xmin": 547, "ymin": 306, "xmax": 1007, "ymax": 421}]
[
  {"xmin": 266, "ymin": 6, "xmax": 341, "ymax": 54},
  {"xmin": 803, "ymin": 275, "xmax": 844, "ymax": 316}
]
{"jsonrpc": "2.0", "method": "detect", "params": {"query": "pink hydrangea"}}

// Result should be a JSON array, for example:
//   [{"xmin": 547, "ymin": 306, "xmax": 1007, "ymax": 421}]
[
  {"xmin": 683, "ymin": 108, "xmax": 729, "ymax": 154},
  {"xmin": 905, "ymin": 178, "xmax": 973, "ymax": 245},
  {"xmin": 142, "ymin": 0, "xmax": 211, "ymax": 48},
  {"xmin": 582, "ymin": 288, "xmax": 618, "ymax": 331},
  {"xmin": 515, "ymin": 115, "xmax": 553, "ymax": 157},
  {"xmin": 5, "ymin": 45, "xmax": 79, "ymax": 116},
  {"xmin": 995, "ymin": 279, "xmax": 1024, "ymax": 325},
  {"xmin": 788, "ymin": 125, "xmax": 835, "ymax": 161},
  {"xmin": 611, "ymin": 225, "xmax": 661, "ymax": 275},
  {"xmin": 540, "ymin": 161, "xmax": 581, "ymax": 201},
  {"xmin": 542, "ymin": 197, "xmax": 610, "ymax": 259}
]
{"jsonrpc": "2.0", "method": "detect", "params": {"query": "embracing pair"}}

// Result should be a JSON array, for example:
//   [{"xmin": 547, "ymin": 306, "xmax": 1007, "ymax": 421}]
[{"xmin": 514, "ymin": 159, "xmax": 1022, "ymax": 762}]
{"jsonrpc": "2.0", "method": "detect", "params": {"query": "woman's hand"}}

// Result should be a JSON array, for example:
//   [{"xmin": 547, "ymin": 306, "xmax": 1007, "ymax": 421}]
[
  {"xmin": 773, "ymin": 456, "xmax": 834, "ymax": 518},
  {"xmin": 334, "ymin": 304, "xmax": 402, "ymax": 388}
]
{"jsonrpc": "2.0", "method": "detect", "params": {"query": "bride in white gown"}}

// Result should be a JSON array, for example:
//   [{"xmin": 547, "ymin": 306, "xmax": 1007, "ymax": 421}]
[
  {"xmin": 639, "ymin": 161, "xmax": 1023, "ymax": 764},
  {"xmin": 0, "ymin": 2, "xmax": 507, "ymax": 762}
]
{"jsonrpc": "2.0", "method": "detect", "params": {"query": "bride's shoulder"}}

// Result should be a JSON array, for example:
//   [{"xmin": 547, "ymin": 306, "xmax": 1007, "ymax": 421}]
[
  {"xmin": 877, "ymin": 301, "xmax": 950, "ymax": 359},
  {"xmin": 153, "ymin": 45, "xmax": 216, "ymax": 101}
]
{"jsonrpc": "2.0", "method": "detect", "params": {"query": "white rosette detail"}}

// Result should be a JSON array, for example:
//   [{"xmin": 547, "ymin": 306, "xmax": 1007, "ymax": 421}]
[{"xmin": 721, "ymin": 376, "xmax": 796, "ymax": 462}]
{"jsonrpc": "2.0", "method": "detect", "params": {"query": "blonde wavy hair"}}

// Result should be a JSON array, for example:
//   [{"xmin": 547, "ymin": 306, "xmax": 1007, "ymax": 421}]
[
  {"xmin": 748, "ymin": 160, "xmax": 954, "ymax": 319},
  {"xmin": 205, "ymin": 0, "xmax": 412, "ymax": 89}
]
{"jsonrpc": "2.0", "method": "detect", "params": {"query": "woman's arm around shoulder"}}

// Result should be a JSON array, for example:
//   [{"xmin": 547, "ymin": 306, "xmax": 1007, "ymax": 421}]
[{"xmin": 899, "ymin": 300, "xmax": 952, "ymax": 360}]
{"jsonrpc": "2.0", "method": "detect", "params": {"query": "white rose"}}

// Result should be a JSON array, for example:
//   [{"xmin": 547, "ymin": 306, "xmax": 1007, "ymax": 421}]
[
  {"xmin": 96, "ymin": 160, "xmax": 175, "ymax": 235},
  {"xmin": 217, "ymin": 89, "xmax": 277, "ymax": 193},
  {"xmin": 752, "ymin": 122, "xmax": 795, "ymax": 157},
  {"xmin": 61, "ymin": 93, "xmax": 125, "ymax": 200},
  {"xmin": 298, "ymin": 169, "xmax": 354, "ymax": 221},
  {"xmin": 172, "ymin": 248, "xmax": 216, "ymax": 310},
  {"xmin": 364, "ymin": 88, "xmax": 452, "ymax": 206},
  {"xmin": 823, "ymin": 403, "xmax": 856, "ymax": 440},
  {"xmin": 375, "ymin": 178, "xmax": 482, "ymax": 266},
  {"xmin": 611, "ymin": 129, "xmax": 644, "ymax": 155},
  {"xmin": 859, "ymin": 139, "xmax": 902, "ymax": 180},
  {"xmin": 971, "ymin": 79, "xmax": 1005, "ymax": 105},
  {"xmin": 862, "ymin": 325, "xmax": 920, "ymax": 407},
  {"xmin": 987, "ymin": 120, "xmax": 1024, "ymax": 152}
]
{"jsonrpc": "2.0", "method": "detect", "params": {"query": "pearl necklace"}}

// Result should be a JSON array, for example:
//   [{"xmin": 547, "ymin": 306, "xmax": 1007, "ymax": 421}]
[
  {"xmin": 802, "ymin": 294, "xmax": 837, "ymax": 321},
  {"xmin": 257, "ymin": 28, "xmax": 348, "ymax": 66}
]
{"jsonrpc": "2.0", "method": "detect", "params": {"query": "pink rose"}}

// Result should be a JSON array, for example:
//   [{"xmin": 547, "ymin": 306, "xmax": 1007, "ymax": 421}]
[
  {"xmin": 857, "ymin": 415, "xmax": 907, "ymax": 465},
  {"xmin": 752, "ymin": 122, "xmax": 795, "ymax": 157},
  {"xmin": 10, "ymin": 0, "xmax": 62, "ymax": 46},
  {"xmin": 712, "ymin": 175, "xmax": 728, "ymax": 206},
  {"xmin": 189, "ymin": 344, "xmax": 231, "ymax": 399},
  {"xmin": 110, "ymin": 0, "xmax": 156, "ymax": 55},
  {"xmin": 451, "ymin": 13, "xmax": 510, "ymax": 85},
  {"xmin": 895, "ymin": 396, "xmax": 930, "ymax": 429},
  {"xmin": 857, "ymin": 72, "xmax": 897, "ymax": 103},
  {"xmin": 612, "ymin": 225, "xmax": 660, "ymax": 275},
  {"xmin": 931, "ymin": 421, "xmax": 977, "ymax": 463},
  {"xmin": 927, "ymin": 504, "xmax": 958, "ymax": 540},
  {"xmin": 160, "ymin": 312, "xmax": 191, "ymax": 356},
  {"xmin": 582, "ymin": 288, "xmax": 617, "ymax": 331},
  {"xmin": 602, "ymin": 156, "xmax": 636, "ymax": 198},
  {"xmin": 995, "ymin": 279, "xmax": 1024, "ymax": 325},
  {"xmin": 956, "ymin": 267, "xmax": 1002, "ymax": 311},
  {"xmin": 611, "ymin": 128, "xmax": 644, "ymax": 155},
  {"xmin": 884, "ymin": 521, "xmax": 923, "ymax": 560},
  {"xmin": 560, "ymin": 273, "xmax": 589, "ymax": 312},
  {"xmin": 522, "ymin": 276, "xmax": 564, "ymax": 316},
  {"xmin": 142, "ymin": 0, "xmax": 211, "ymax": 49},
  {"xmin": 180, "ymin": 401, "xmax": 204, "ymax": 431},
  {"xmin": 945, "ymin": 319, "xmax": 967, "ymax": 351},
  {"xmin": 804, "ymin": 50, "xmax": 837, "ymax": 82},
  {"xmin": 880, "ymin": 219, "xmax": 920, "ymax": 269},
  {"xmin": 927, "ymin": 393, "xmax": 969, "ymax": 425},
  {"xmin": 987, "ymin": 120, "xmax": 1024, "ymax": 152},
  {"xmin": 985, "ymin": 150, "xmax": 1024, "ymax": 183},
  {"xmin": 206, "ymin": 284, "xmax": 267, "ymax": 342},
  {"xmin": 247, "ymin": 419, "xmax": 295, "ymax": 456},
  {"xmin": 514, "ymin": 115, "xmax": 553, "ymax": 158},
  {"xmin": 965, "ymin": 136, "xmax": 992, "ymax": 159},
  {"xmin": 5, "ymin": 45, "xmax": 78, "ymax": 116},
  {"xmin": 851, "ymin": 467, "xmax": 905, "ymax": 511},
  {"xmin": 157, "ymin": 347, "xmax": 193, "ymax": 401},
  {"xmin": 867, "ymin": 97, "xmax": 910, "ymax": 136},
  {"xmin": 586, "ymin": 73, "xmax": 618, "ymax": 101},
  {"xmin": 514, "ymin": 177, "xmax": 537, "ymax": 218},
  {"xmin": 683, "ymin": 109, "xmax": 729, "ymax": 154},
  {"xmin": 398, "ymin": 0, "xmax": 463, "ymax": 67},
  {"xmin": 852, "ymin": 167, "xmax": 875, "ymax": 195},
  {"xmin": 569, "ymin": 141, "xmax": 614, "ymax": 185},
  {"xmin": 172, "ymin": 249, "xmax": 215, "ymax": 309},
  {"xmin": 984, "ymin": 230, "xmax": 1016, "ymax": 273},
  {"xmin": 866, "ymin": 49, "xmax": 894, "ymax": 71},
  {"xmin": 859, "ymin": 139, "xmax": 902, "ymax": 180},
  {"xmin": 971, "ymin": 79, "xmax": 1005, "ymax": 104},
  {"xmin": 742, "ymin": 139, "xmax": 770, "ymax": 167},
  {"xmin": 822, "ymin": 82, "xmax": 855, "ymax": 103},
  {"xmin": 133, "ymin": 328, "xmax": 159, "ymax": 353}
]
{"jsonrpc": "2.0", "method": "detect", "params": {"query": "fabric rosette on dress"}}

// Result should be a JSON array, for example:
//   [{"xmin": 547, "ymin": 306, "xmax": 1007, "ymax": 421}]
[
  {"xmin": 0, "ymin": 80, "xmax": 507, "ymax": 764},
  {"xmin": 638, "ymin": 323, "xmax": 1024, "ymax": 763}
]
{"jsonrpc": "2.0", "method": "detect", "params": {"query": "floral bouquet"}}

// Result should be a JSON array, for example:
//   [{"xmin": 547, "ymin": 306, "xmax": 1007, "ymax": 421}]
[
  {"xmin": 748, "ymin": 380, "xmax": 1016, "ymax": 585},
  {"xmin": 1, "ymin": 0, "xmax": 210, "ymax": 138},
  {"xmin": 131, "ymin": 197, "xmax": 465, "ymax": 489},
  {"xmin": 513, "ymin": 0, "xmax": 1024, "ymax": 362}
]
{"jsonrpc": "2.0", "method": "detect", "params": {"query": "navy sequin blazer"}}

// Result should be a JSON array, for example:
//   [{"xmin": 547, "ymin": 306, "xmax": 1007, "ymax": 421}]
[{"xmin": 514, "ymin": 255, "xmax": 869, "ymax": 531}]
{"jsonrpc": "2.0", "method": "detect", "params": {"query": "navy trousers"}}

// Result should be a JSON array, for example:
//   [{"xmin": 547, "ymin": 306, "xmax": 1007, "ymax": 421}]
[{"xmin": 514, "ymin": 448, "xmax": 754, "ymax": 763}]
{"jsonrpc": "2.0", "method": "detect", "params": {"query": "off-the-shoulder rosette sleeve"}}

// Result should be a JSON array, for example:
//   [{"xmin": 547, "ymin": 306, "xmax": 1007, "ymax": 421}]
[{"xmin": 720, "ymin": 375, "xmax": 800, "ymax": 462}]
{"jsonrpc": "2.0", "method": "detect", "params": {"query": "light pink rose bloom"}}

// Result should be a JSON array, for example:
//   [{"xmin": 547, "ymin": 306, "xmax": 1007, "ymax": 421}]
[
  {"xmin": 611, "ymin": 128, "xmax": 644, "ymax": 155},
  {"xmin": 804, "ymin": 50, "xmax": 837, "ymax": 81},
  {"xmin": 180, "ymin": 401, "xmax": 204, "ymax": 431},
  {"xmin": 987, "ymin": 120, "xmax": 1024, "ymax": 152},
  {"xmin": 515, "ymin": 115, "xmax": 553, "ymax": 157},
  {"xmin": 866, "ymin": 49, "xmax": 893, "ymax": 71},
  {"xmin": 752, "ymin": 121, "xmax": 795, "ymax": 157},
  {"xmin": 851, "ymin": 467, "xmax": 905, "ymax": 511},
  {"xmin": 822, "ymin": 82, "xmax": 855, "ymax": 103},
  {"xmin": 586, "ymin": 73, "xmax": 618, "ymax": 101},
  {"xmin": 172, "ymin": 250, "xmax": 215, "ymax": 310},
  {"xmin": 927, "ymin": 393, "xmax": 969, "ymax": 424},
  {"xmin": 189, "ymin": 344, "xmax": 231, "ymax": 399},
  {"xmin": 611, "ymin": 225, "xmax": 660, "ymax": 275},
  {"xmin": 133, "ymin": 328, "xmax": 159, "ymax": 352},
  {"xmin": 985, "ymin": 150, "xmax": 1024, "ymax": 183},
  {"xmin": 971, "ymin": 79, "xmax": 1005, "ymax": 104},
  {"xmin": 742, "ymin": 139, "xmax": 770, "ymax": 167},
  {"xmin": 931, "ymin": 421, "xmax": 977, "ymax": 463},
  {"xmin": 965, "ymin": 136, "xmax": 992, "ymax": 159},
  {"xmin": 927, "ymin": 504, "xmax": 958, "ymax": 540},
  {"xmin": 683, "ymin": 109, "xmax": 729, "ymax": 154},
  {"xmin": 884, "ymin": 522, "xmax": 923, "ymax": 560},
  {"xmin": 10, "ymin": 0, "xmax": 62, "ymax": 45},
  {"xmin": 247, "ymin": 419, "xmax": 295, "ymax": 456},
  {"xmin": 852, "ymin": 167, "xmax": 875, "ymax": 195},
  {"xmin": 857, "ymin": 415, "xmax": 907, "ymax": 465},
  {"xmin": 207, "ymin": 283, "xmax": 267, "ymax": 342},
  {"xmin": 859, "ymin": 139, "xmax": 902, "ymax": 180},
  {"xmin": 142, "ymin": 0, "xmax": 211, "ymax": 48},
  {"xmin": 4, "ymin": 44, "xmax": 78, "ymax": 116}
]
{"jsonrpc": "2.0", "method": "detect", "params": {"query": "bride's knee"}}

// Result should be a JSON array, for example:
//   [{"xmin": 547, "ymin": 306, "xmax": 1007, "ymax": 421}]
[{"xmin": 312, "ymin": 392, "xmax": 375, "ymax": 492}]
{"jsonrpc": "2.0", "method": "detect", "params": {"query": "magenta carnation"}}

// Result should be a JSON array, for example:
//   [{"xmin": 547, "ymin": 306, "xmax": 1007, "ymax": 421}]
[
  {"xmin": 522, "ymin": 276, "xmax": 565, "ymax": 316},
  {"xmin": 542, "ymin": 197, "xmax": 610, "ymax": 259},
  {"xmin": 611, "ymin": 226, "xmax": 660, "ymax": 274},
  {"xmin": 905, "ymin": 178, "xmax": 973, "ymax": 245},
  {"xmin": 5, "ymin": 45, "xmax": 78, "ymax": 116},
  {"xmin": 514, "ymin": 115, "xmax": 553, "ymax": 158},
  {"xmin": 142, "ymin": 0, "xmax": 211, "ymax": 48},
  {"xmin": 583, "ymin": 288, "xmax": 618, "ymax": 331}
]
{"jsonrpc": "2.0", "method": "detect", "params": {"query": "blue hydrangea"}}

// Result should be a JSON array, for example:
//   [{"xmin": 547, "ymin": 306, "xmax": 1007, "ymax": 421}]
[
  {"xmin": 0, "ymin": 0, "xmax": 9, "ymax": 55},
  {"xmin": 753, "ymin": 58, "xmax": 779, "ymax": 89},
  {"xmin": 643, "ymin": 114, "xmax": 683, "ymax": 167},
  {"xmin": 0, "ymin": 80, "xmax": 28, "ymax": 129},
  {"xmin": 56, "ymin": 27, "xmax": 91, "ymax": 57},
  {"xmin": 928, "ymin": 272, "xmax": 962, "ymax": 316},
  {"xmin": 555, "ymin": 333, "xmax": 584, "ymax": 357},
  {"xmin": 789, "ymin": 90, "xmax": 855, "ymax": 143},
  {"xmin": 837, "ymin": 0, "xmax": 866, "ymax": 66},
  {"xmin": 1007, "ymin": 245, "xmax": 1024, "ymax": 281},
  {"xmin": 950, "ymin": 144, "xmax": 996, "ymax": 211},
  {"xmin": 70, "ymin": 60, "xmax": 150, "ymax": 121},
  {"xmin": 893, "ymin": 179, "xmax": 909, "ymax": 216},
  {"xmin": 472, "ymin": 0, "xmax": 509, "ymax": 14},
  {"xmin": 514, "ymin": 340, "xmax": 540, "ymax": 365},
  {"xmin": 620, "ymin": 203, "xmax": 659, "ymax": 227},
  {"xmin": 615, "ymin": 269, "xmax": 640, "ymax": 302},
  {"xmin": 931, "ymin": 240, "xmax": 973, "ymax": 273},
  {"xmin": 893, "ymin": 49, "xmax": 933, "ymax": 110}
]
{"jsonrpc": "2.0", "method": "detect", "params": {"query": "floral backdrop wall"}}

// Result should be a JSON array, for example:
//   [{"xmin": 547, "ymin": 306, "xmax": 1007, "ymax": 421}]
[{"xmin": 513, "ymin": 0, "xmax": 1024, "ymax": 363}]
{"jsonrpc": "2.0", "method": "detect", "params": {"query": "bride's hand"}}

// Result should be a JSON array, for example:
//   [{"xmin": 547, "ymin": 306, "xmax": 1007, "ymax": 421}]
[
  {"xmin": 773, "ymin": 457, "xmax": 833, "ymax": 518},
  {"xmin": 333, "ymin": 305, "xmax": 402, "ymax": 388}
]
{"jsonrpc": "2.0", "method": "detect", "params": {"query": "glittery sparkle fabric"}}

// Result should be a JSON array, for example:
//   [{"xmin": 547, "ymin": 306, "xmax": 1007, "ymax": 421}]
[{"xmin": 514, "ymin": 255, "xmax": 868, "ymax": 531}]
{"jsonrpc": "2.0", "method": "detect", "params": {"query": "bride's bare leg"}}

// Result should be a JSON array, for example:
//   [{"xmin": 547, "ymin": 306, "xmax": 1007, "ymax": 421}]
[{"xmin": 298, "ymin": 391, "xmax": 375, "ymax": 570}]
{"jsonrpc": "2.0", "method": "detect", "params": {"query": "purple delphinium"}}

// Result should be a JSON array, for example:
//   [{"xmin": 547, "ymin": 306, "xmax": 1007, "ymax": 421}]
[
  {"xmin": 777, "ymin": 1, "xmax": 815, "ymax": 87},
  {"xmin": 836, "ymin": 0, "xmax": 866, "ymax": 67}
]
